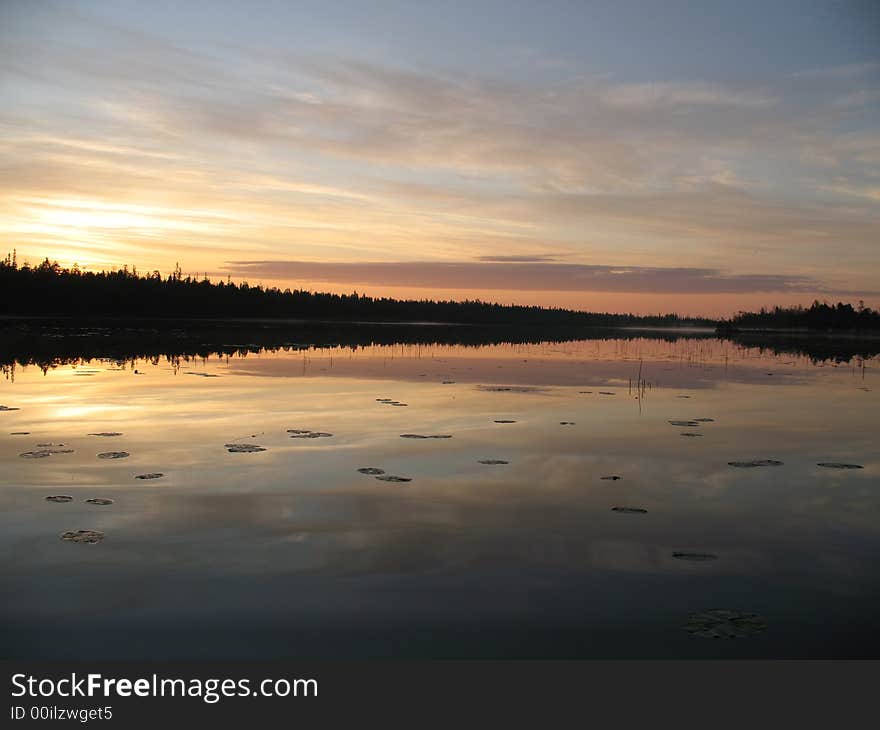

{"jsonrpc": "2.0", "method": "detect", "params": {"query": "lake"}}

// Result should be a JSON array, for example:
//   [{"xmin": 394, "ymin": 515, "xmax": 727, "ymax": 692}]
[{"xmin": 1, "ymin": 328, "xmax": 878, "ymax": 658}]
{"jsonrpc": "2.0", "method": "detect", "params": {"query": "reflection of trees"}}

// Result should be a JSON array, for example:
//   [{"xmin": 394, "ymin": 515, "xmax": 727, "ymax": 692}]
[
  {"xmin": 720, "ymin": 332, "xmax": 880, "ymax": 364},
  {"xmin": 0, "ymin": 321, "xmax": 709, "ymax": 372},
  {"xmin": 1, "ymin": 319, "xmax": 877, "ymax": 376}
]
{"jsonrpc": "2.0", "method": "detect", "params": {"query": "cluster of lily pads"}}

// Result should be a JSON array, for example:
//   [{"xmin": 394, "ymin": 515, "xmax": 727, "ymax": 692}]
[
  {"xmin": 3, "ymin": 378, "xmax": 871, "ymax": 641},
  {"xmin": 4, "ymin": 429, "xmax": 174, "ymax": 545},
  {"xmin": 355, "ymin": 467, "xmax": 411, "ymax": 483},
  {"xmin": 669, "ymin": 417, "xmax": 714, "ymax": 437},
  {"xmin": 46, "ymin": 495, "xmax": 113, "ymax": 506}
]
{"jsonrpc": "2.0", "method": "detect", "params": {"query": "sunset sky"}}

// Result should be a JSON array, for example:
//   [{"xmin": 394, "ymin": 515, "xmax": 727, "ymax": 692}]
[{"xmin": 1, "ymin": 0, "xmax": 879, "ymax": 316}]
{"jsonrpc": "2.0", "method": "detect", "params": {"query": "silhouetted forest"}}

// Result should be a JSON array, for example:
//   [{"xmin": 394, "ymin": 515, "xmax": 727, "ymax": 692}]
[
  {"xmin": 0, "ymin": 255, "xmax": 712, "ymax": 327},
  {"xmin": 718, "ymin": 301, "xmax": 880, "ymax": 332},
  {"xmin": 4, "ymin": 255, "xmax": 877, "ymax": 341}
]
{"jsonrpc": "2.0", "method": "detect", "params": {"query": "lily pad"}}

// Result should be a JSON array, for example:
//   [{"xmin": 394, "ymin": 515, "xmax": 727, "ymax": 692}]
[
  {"xmin": 287, "ymin": 430, "xmax": 333, "ymax": 439},
  {"xmin": 477, "ymin": 385, "xmax": 543, "ymax": 393},
  {"xmin": 225, "ymin": 443, "xmax": 266, "ymax": 453},
  {"xmin": 728, "ymin": 459, "xmax": 783, "ymax": 468},
  {"xmin": 20, "ymin": 448, "xmax": 73, "ymax": 458},
  {"xmin": 60, "ymin": 529, "xmax": 104, "ymax": 544},
  {"xmin": 400, "ymin": 433, "xmax": 452, "ymax": 439},
  {"xmin": 98, "ymin": 451, "xmax": 129, "ymax": 459},
  {"xmin": 357, "ymin": 467, "xmax": 385, "ymax": 475},
  {"xmin": 672, "ymin": 552, "xmax": 718, "ymax": 561},
  {"xmin": 135, "ymin": 472, "xmax": 164, "ymax": 480},
  {"xmin": 600, "ymin": 475, "xmax": 622, "ymax": 481},
  {"xmin": 816, "ymin": 462, "xmax": 863, "ymax": 469},
  {"xmin": 611, "ymin": 506, "xmax": 647, "ymax": 514},
  {"xmin": 89, "ymin": 432, "xmax": 123, "ymax": 437},
  {"xmin": 478, "ymin": 459, "xmax": 509, "ymax": 465},
  {"xmin": 683, "ymin": 609, "xmax": 767, "ymax": 638},
  {"xmin": 84, "ymin": 498, "xmax": 114, "ymax": 506},
  {"xmin": 376, "ymin": 475, "xmax": 412, "ymax": 483},
  {"xmin": 45, "ymin": 495, "xmax": 73, "ymax": 503}
]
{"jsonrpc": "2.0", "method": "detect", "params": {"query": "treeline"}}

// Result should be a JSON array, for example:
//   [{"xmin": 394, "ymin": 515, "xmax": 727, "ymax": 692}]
[
  {"xmin": 719, "ymin": 301, "xmax": 880, "ymax": 332},
  {"xmin": 0, "ymin": 256, "xmax": 713, "ymax": 327}
]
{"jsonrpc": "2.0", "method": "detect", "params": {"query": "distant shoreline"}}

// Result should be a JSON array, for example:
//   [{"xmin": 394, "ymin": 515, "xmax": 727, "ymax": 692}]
[{"xmin": 0, "ymin": 314, "xmax": 719, "ymax": 331}]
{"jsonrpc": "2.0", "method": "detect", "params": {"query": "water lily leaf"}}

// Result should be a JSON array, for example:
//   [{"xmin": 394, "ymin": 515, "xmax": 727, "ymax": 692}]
[
  {"xmin": 287, "ymin": 430, "xmax": 333, "ymax": 438},
  {"xmin": 672, "ymin": 552, "xmax": 718, "ymax": 561},
  {"xmin": 60, "ymin": 529, "xmax": 104, "ymax": 544},
  {"xmin": 728, "ymin": 459, "xmax": 783, "ymax": 468},
  {"xmin": 400, "ymin": 433, "xmax": 452, "ymax": 439}
]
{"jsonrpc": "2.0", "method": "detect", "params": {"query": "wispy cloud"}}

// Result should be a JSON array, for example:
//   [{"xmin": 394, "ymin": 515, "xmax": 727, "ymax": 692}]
[
  {"xmin": 476, "ymin": 255, "xmax": 559, "ymax": 263},
  {"xmin": 0, "ymin": 2, "xmax": 878, "ymax": 308},
  {"xmin": 222, "ymin": 260, "xmax": 874, "ymax": 296}
]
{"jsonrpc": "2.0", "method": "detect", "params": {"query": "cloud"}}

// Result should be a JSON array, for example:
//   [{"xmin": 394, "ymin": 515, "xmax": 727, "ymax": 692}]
[
  {"xmin": 476, "ymin": 255, "xmax": 558, "ymax": 263},
  {"xmin": 221, "ymin": 260, "xmax": 874, "ymax": 296},
  {"xmin": 0, "ymin": 5, "xmax": 878, "ymax": 295},
  {"xmin": 600, "ymin": 82, "xmax": 777, "ymax": 110}
]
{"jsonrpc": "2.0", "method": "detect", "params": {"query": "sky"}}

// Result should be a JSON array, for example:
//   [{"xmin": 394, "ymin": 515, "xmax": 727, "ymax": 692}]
[{"xmin": 1, "ymin": 0, "xmax": 879, "ymax": 316}]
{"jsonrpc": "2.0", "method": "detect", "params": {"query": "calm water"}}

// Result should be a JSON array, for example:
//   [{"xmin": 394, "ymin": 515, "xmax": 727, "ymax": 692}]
[{"xmin": 1, "ymin": 333, "xmax": 878, "ymax": 658}]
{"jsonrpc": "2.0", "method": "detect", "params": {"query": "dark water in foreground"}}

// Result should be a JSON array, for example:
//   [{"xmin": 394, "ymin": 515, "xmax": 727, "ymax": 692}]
[{"xmin": 1, "ymin": 331, "xmax": 878, "ymax": 658}]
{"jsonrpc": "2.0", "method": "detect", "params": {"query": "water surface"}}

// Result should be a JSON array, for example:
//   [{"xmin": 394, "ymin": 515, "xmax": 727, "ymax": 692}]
[{"xmin": 1, "ymin": 333, "xmax": 878, "ymax": 658}]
